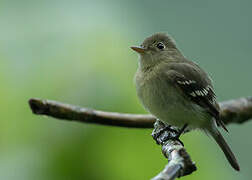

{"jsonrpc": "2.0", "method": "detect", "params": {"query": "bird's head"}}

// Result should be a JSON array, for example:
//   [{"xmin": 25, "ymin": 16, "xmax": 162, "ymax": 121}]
[{"xmin": 131, "ymin": 33, "xmax": 182, "ymax": 70}]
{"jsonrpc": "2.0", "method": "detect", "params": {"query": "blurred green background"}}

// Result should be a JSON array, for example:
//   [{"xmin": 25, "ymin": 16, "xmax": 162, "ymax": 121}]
[{"xmin": 1, "ymin": 0, "xmax": 252, "ymax": 179}]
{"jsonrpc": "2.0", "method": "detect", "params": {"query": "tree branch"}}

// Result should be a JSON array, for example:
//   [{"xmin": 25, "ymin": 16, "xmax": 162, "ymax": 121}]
[
  {"xmin": 28, "ymin": 97, "xmax": 252, "ymax": 179},
  {"xmin": 151, "ymin": 120, "xmax": 197, "ymax": 180},
  {"xmin": 29, "ymin": 97, "xmax": 252, "ymax": 128},
  {"xmin": 29, "ymin": 98, "xmax": 155, "ymax": 128}
]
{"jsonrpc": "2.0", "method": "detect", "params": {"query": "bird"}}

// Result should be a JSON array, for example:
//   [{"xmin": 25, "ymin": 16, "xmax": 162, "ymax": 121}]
[{"xmin": 131, "ymin": 32, "xmax": 240, "ymax": 171}]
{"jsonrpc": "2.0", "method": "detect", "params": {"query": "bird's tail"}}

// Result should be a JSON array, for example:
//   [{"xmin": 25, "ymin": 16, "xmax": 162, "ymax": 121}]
[{"xmin": 208, "ymin": 127, "xmax": 240, "ymax": 171}]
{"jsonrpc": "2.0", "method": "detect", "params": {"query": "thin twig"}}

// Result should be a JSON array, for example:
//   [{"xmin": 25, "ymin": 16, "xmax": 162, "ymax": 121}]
[{"xmin": 28, "ymin": 97, "xmax": 252, "ymax": 179}]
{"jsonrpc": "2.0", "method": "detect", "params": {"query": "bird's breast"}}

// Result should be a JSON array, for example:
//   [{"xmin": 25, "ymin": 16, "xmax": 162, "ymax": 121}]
[
  {"xmin": 135, "ymin": 71, "xmax": 209, "ymax": 128},
  {"xmin": 136, "ymin": 74, "xmax": 180, "ymax": 114}
]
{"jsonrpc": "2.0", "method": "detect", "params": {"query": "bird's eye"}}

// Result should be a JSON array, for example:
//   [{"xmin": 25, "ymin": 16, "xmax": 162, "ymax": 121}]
[{"xmin": 156, "ymin": 42, "xmax": 165, "ymax": 50}]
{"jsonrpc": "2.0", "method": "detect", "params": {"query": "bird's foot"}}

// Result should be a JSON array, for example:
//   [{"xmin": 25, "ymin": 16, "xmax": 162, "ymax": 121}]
[
  {"xmin": 170, "ymin": 124, "xmax": 188, "ymax": 146},
  {"xmin": 152, "ymin": 121, "xmax": 188, "ymax": 146},
  {"xmin": 152, "ymin": 120, "xmax": 180, "ymax": 145}
]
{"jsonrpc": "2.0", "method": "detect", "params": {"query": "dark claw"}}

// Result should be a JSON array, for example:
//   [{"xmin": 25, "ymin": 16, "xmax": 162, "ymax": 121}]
[
  {"xmin": 152, "ymin": 125, "xmax": 177, "ymax": 140},
  {"xmin": 152, "ymin": 122, "xmax": 188, "ymax": 146}
]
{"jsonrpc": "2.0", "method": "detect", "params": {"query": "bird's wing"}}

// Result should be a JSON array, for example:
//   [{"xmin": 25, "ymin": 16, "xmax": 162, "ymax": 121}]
[{"xmin": 164, "ymin": 62, "xmax": 227, "ymax": 132}]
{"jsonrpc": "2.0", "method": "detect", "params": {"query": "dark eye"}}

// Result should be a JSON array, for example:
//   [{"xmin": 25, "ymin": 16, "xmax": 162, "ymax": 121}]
[{"xmin": 156, "ymin": 42, "xmax": 165, "ymax": 50}]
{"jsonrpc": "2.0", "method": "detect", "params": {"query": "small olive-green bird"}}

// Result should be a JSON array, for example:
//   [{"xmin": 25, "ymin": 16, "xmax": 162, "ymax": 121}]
[{"xmin": 131, "ymin": 32, "xmax": 240, "ymax": 171}]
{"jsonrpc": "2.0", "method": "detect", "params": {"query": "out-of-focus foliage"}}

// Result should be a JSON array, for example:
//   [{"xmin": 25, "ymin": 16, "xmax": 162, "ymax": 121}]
[{"xmin": 0, "ymin": 0, "xmax": 252, "ymax": 179}]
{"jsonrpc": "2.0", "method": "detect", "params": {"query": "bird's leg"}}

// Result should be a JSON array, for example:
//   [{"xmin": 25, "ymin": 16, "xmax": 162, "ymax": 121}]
[
  {"xmin": 175, "ymin": 123, "xmax": 188, "ymax": 139},
  {"xmin": 152, "ymin": 122, "xmax": 189, "ymax": 146},
  {"xmin": 163, "ymin": 123, "xmax": 188, "ymax": 146},
  {"xmin": 152, "ymin": 124, "xmax": 177, "ymax": 139},
  {"xmin": 152, "ymin": 120, "xmax": 180, "ymax": 145}
]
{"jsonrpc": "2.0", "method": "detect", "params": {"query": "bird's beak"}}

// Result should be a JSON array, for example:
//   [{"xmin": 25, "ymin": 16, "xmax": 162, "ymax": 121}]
[{"xmin": 130, "ymin": 46, "xmax": 146, "ymax": 54}]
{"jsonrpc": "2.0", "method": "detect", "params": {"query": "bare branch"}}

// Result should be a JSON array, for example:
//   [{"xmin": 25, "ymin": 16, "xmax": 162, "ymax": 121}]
[
  {"xmin": 29, "ymin": 97, "xmax": 252, "ymax": 128},
  {"xmin": 28, "ymin": 98, "xmax": 155, "ymax": 128},
  {"xmin": 219, "ymin": 97, "xmax": 252, "ymax": 124},
  {"xmin": 28, "ymin": 97, "xmax": 252, "ymax": 180}
]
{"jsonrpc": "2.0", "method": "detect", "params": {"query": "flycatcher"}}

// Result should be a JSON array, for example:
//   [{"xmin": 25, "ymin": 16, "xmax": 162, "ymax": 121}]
[{"xmin": 131, "ymin": 33, "xmax": 240, "ymax": 171}]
